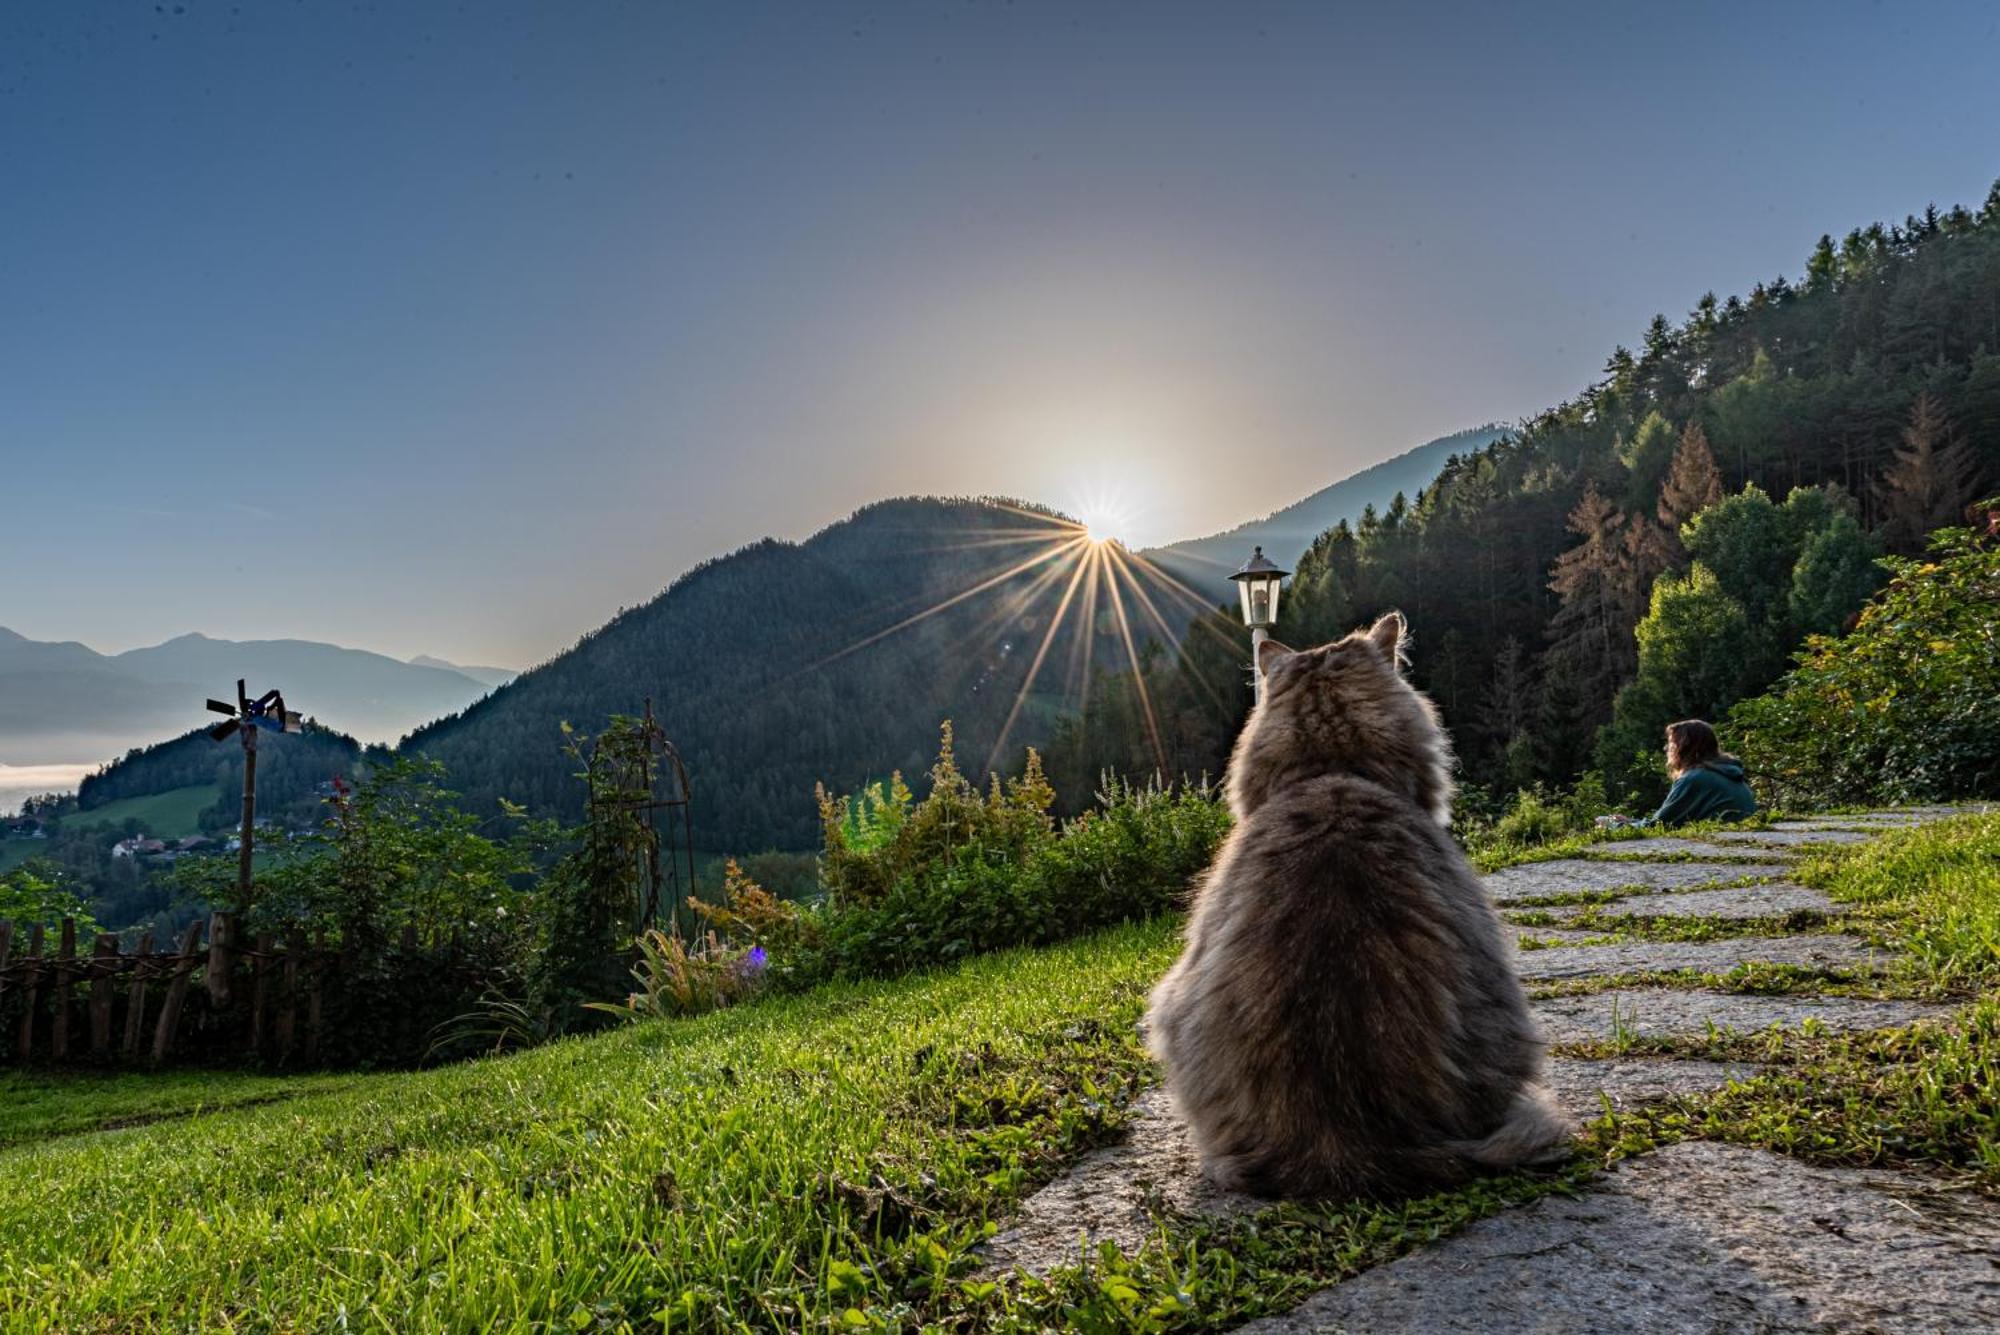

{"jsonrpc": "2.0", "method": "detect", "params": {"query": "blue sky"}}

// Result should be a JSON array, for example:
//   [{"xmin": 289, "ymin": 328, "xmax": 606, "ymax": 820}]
[{"xmin": 3, "ymin": 1, "xmax": 1996, "ymax": 667}]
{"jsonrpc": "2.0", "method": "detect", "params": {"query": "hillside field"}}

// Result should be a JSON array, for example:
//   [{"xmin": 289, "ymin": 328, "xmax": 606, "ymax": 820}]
[{"xmin": 63, "ymin": 782, "xmax": 220, "ymax": 840}]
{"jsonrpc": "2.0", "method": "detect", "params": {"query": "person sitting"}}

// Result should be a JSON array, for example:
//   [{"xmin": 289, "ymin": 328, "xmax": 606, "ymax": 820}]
[{"xmin": 1602, "ymin": 719, "xmax": 1758, "ymax": 830}]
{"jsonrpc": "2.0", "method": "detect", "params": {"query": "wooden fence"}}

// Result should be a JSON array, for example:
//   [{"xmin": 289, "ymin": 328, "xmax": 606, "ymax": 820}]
[{"xmin": 0, "ymin": 914, "xmax": 329, "ymax": 1066}]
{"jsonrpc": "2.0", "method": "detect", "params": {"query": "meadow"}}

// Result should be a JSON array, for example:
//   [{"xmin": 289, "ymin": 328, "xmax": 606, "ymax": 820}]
[{"xmin": 4, "ymin": 812, "xmax": 1995, "ymax": 1332}]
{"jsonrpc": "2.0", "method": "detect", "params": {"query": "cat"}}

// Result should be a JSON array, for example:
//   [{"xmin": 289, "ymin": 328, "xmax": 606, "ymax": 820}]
[{"xmin": 1144, "ymin": 612, "xmax": 1571, "ymax": 1199}]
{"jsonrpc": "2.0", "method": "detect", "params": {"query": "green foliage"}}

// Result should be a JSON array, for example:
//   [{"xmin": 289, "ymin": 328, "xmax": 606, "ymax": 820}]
[
  {"xmin": 1457, "ymin": 774, "xmax": 1611, "ymax": 865},
  {"xmin": 1596, "ymin": 484, "xmax": 1880, "ymax": 803},
  {"xmin": 531, "ymin": 716, "xmax": 675, "ymax": 1030},
  {"xmin": 0, "ymin": 861, "xmax": 98, "ymax": 936},
  {"xmin": 1731, "ymin": 522, "xmax": 2000, "ymax": 806},
  {"xmin": 802, "ymin": 730, "xmax": 1228, "ymax": 985},
  {"xmin": 584, "ymin": 928, "xmax": 768, "ymax": 1022}
]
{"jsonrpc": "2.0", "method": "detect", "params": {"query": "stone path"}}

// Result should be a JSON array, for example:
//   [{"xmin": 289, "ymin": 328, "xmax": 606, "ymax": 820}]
[
  {"xmin": 983, "ymin": 808, "xmax": 1999, "ymax": 1329},
  {"xmin": 1236, "ymin": 1142, "xmax": 2000, "ymax": 1334}
]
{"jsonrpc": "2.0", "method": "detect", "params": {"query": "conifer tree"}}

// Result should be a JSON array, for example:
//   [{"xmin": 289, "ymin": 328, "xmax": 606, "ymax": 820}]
[
  {"xmin": 1876, "ymin": 393, "xmax": 1982, "ymax": 553},
  {"xmin": 1545, "ymin": 482, "xmax": 1643, "ymax": 717}
]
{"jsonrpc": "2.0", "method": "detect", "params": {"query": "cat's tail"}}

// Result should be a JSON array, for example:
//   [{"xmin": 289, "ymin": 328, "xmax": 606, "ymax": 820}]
[{"xmin": 1455, "ymin": 1083, "xmax": 1574, "ymax": 1169}]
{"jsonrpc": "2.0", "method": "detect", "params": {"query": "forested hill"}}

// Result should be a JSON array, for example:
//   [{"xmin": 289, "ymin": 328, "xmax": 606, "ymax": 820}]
[
  {"xmin": 1047, "ymin": 181, "xmax": 2000, "ymax": 803},
  {"xmin": 403, "ymin": 498, "xmax": 1131, "ymax": 851},
  {"xmin": 1140, "ymin": 424, "xmax": 1508, "ymax": 594}
]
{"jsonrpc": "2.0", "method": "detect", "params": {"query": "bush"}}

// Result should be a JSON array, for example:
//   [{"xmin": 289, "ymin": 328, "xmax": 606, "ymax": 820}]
[
  {"xmin": 784, "ymin": 731, "xmax": 1229, "ymax": 986},
  {"xmin": 1731, "ymin": 519, "xmax": 2000, "ymax": 807}
]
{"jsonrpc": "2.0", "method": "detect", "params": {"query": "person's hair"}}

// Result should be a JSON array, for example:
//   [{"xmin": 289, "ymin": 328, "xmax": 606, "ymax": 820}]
[{"xmin": 1664, "ymin": 719, "xmax": 1722, "ymax": 776}]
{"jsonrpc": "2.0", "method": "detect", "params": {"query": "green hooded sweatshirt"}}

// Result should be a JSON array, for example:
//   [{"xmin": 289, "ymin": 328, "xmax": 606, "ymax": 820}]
[{"xmin": 1641, "ymin": 757, "xmax": 1758, "ymax": 828}]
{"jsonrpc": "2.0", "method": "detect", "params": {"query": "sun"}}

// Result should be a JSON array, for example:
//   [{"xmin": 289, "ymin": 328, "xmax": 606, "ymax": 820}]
[{"xmin": 1076, "ymin": 502, "xmax": 1133, "ymax": 547}]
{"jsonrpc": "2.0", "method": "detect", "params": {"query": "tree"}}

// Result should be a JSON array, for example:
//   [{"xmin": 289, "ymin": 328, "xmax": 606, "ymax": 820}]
[
  {"xmin": 1876, "ymin": 393, "xmax": 1983, "ymax": 553},
  {"xmin": 1594, "ymin": 564, "xmax": 1755, "ymax": 803},
  {"xmin": 1733, "ymin": 519, "xmax": 2000, "ymax": 806},
  {"xmin": 1788, "ymin": 512, "xmax": 1883, "ymax": 637},
  {"xmin": 1543, "ymin": 483, "xmax": 1645, "ymax": 743},
  {"xmin": 1658, "ymin": 422, "xmax": 1725, "ymax": 537}
]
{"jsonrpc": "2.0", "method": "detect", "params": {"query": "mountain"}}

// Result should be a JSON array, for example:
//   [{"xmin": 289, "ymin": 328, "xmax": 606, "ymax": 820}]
[
  {"xmin": 1140, "ymin": 425, "xmax": 1509, "ymax": 594},
  {"xmin": 408, "ymin": 655, "xmax": 519, "ymax": 690},
  {"xmin": 0, "ymin": 628, "xmax": 497, "ymax": 768},
  {"xmin": 403, "ymin": 497, "xmax": 1149, "ymax": 851}
]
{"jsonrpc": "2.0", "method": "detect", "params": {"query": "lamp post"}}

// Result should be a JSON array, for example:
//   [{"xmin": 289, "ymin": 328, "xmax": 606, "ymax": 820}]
[{"xmin": 1230, "ymin": 546, "xmax": 1290, "ymax": 705}]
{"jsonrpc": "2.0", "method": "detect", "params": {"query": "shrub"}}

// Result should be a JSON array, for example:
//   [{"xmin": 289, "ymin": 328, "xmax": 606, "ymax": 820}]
[
  {"xmin": 792, "ymin": 733, "xmax": 1228, "ymax": 986},
  {"xmin": 1731, "ymin": 518, "xmax": 2000, "ymax": 807},
  {"xmin": 585, "ymin": 928, "xmax": 768, "ymax": 1022}
]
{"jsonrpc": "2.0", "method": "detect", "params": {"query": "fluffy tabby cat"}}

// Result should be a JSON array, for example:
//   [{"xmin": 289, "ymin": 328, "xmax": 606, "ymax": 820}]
[{"xmin": 1145, "ymin": 612, "xmax": 1571, "ymax": 1198}]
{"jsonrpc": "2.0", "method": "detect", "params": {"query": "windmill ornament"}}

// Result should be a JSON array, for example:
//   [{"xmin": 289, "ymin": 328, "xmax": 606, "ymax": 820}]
[{"xmin": 206, "ymin": 679, "xmax": 302, "ymax": 908}]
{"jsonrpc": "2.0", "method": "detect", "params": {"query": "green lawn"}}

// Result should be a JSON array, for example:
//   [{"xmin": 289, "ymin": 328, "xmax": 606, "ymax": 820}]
[
  {"xmin": 0, "ymin": 920, "xmax": 1179, "ymax": 1330},
  {"xmin": 63, "ymin": 782, "xmax": 221, "ymax": 839},
  {"xmin": 0, "ymin": 1068, "xmax": 355, "ymax": 1151},
  {"xmin": 5, "ymin": 816, "xmax": 1994, "ymax": 1331}
]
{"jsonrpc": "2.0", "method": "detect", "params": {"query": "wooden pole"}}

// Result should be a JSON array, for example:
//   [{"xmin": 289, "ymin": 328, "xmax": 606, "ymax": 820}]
[
  {"xmin": 237, "ymin": 696, "xmax": 258, "ymax": 911},
  {"xmin": 151, "ymin": 919, "xmax": 205, "ymax": 1065},
  {"xmin": 50, "ymin": 918, "xmax": 76, "ymax": 1060},
  {"xmin": 0, "ymin": 920, "xmax": 12, "ymax": 1009},
  {"xmin": 13, "ymin": 924, "xmax": 40, "ymax": 1059},
  {"xmin": 304, "ymin": 928, "xmax": 324, "ymax": 1063},
  {"xmin": 248, "ymin": 930, "xmax": 274, "ymax": 1058},
  {"xmin": 205, "ymin": 912, "xmax": 235, "ymax": 1008},
  {"xmin": 277, "ymin": 929, "xmax": 301, "ymax": 1062},
  {"xmin": 88, "ymin": 935, "xmax": 118, "ymax": 1054},
  {"xmin": 122, "ymin": 930, "xmax": 154, "ymax": 1057}
]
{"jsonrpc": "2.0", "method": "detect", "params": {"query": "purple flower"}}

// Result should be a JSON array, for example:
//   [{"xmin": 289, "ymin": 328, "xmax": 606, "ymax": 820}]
[{"xmin": 739, "ymin": 945, "xmax": 769, "ymax": 978}]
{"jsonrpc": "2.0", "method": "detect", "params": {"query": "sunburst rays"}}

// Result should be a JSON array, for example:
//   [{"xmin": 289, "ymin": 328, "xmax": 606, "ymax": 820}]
[{"xmin": 801, "ymin": 511, "xmax": 1243, "ymax": 782}]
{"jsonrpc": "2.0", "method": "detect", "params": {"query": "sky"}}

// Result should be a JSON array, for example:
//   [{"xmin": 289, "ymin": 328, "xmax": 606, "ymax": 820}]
[{"xmin": 3, "ymin": 1, "xmax": 1997, "ymax": 670}]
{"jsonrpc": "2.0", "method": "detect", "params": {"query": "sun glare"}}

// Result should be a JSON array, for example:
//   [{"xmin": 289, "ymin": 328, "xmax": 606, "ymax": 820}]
[{"xmin": 1077, "ymin": 504, "xmax": 1133, "ymax": 547}]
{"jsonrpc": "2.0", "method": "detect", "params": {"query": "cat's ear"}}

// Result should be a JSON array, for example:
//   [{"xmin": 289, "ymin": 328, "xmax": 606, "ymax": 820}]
[
  {"xmin": 1256, "ymin": 637, "xmax": 1296, "ymax": 677},
  {"xmin": 1366, "ymin": 611, "xmax": 1406, "ymax": 662}
]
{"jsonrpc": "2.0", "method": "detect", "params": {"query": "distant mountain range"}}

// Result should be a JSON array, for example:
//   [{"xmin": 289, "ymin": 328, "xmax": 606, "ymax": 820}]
[
  {"xmin": 0, "ymin": 628, "xmax": 510, "ymax": 767},
  {"xmin": 28, "ymin": 425, "xmax": 1498, "ymax": 840},
  {"xmin": 1141, "ymin": 425, "xmax": 1508, "ymax": 595}
]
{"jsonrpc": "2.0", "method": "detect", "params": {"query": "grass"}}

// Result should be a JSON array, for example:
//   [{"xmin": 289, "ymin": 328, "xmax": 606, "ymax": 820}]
[
  {"xmin": 61, "ymin": 783, "xmax": 221, "ymax": 839},
  {"xmin": 0, "ymin": 1068, "xmax": 354, "ymax": 1151},
  {"xmin": 3, "ymin": 811, "xmax": 1993, "ymax": 1330},
  {"xmin": 0, "ymin": 921, "xmax": 1179, "ymax": 1330}
]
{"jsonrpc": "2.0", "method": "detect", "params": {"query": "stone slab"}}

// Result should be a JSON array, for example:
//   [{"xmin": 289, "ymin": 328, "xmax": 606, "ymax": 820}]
[
  {"xmin": 1485, "ymin": 859, "xmax": 1764, "ymax": 905},
  {"xmin": 1534, "ymin": 882, "xmax": 1836, "ymax": 923},
  {"xmin": 1588, "ymin": 837, "xmax": 1792, "ymax": 860},
  {"xmin": 1235, "ymin": 1141, "xmax": 2000, "ymax": 1334},
  {"xmin": 1711, "ymin": 828, "xmax": 1874, "ymax": 847},
  {"xmin": 1533, "ymin": 988, "xmax": 1953, "ymax": 1045},
  {"xmin": 982, "ymin": 1058, "xmax": 1765, "ymax": 1280},
  {"xmin": 1546, "ymin": 1056, "xmax": 1762, "ymax": 1117},
  {"xmin": 1515, "ymin": 934, "xmax": 1879, "ymax": 983},
  {"xmin": 978, "ymin": 1087, "xmax": 1256, "ymax": 1278},
  {"xmin": 1508, "ymin": 926, "xmax": 1605, "ymax": 948}
]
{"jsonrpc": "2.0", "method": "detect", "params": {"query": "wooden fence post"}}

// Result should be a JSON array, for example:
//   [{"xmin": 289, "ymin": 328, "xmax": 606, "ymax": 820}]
[
  {"xmin": 15, "ymin": 924, "xmax": 43, "ymax": 1059},
  {"xmin": 248, "ymin": 931, "xmax": 275, "ymax": 1057},
  {"xmin": 277, "ymin": 929, "xmax": 302, "ymax": 1062},
  {"xmin": 205, "ymin": 912, "xmax": 235, "ymax": 1008},
  {"xmin": 0, "ymin": 921, "xmax": 12, "ymax": 1007},
  {"xmin": 49, "ymin": 918, "xmax": 76, "ymax": 1060},
  {"xmin": 304, "ymin": 928, "xmax": 325, "ymax": 1063},
  {"xmin": 89, "ymin": 935, "xmax": 119, "ymax": 1054},
  {"xmin": 122, "ymin": 931, "xmax": 155, "ymax": 1058},
  {"xmin": 151, "ymin": 919, "xmax": 205, "ymax": 1065}
]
